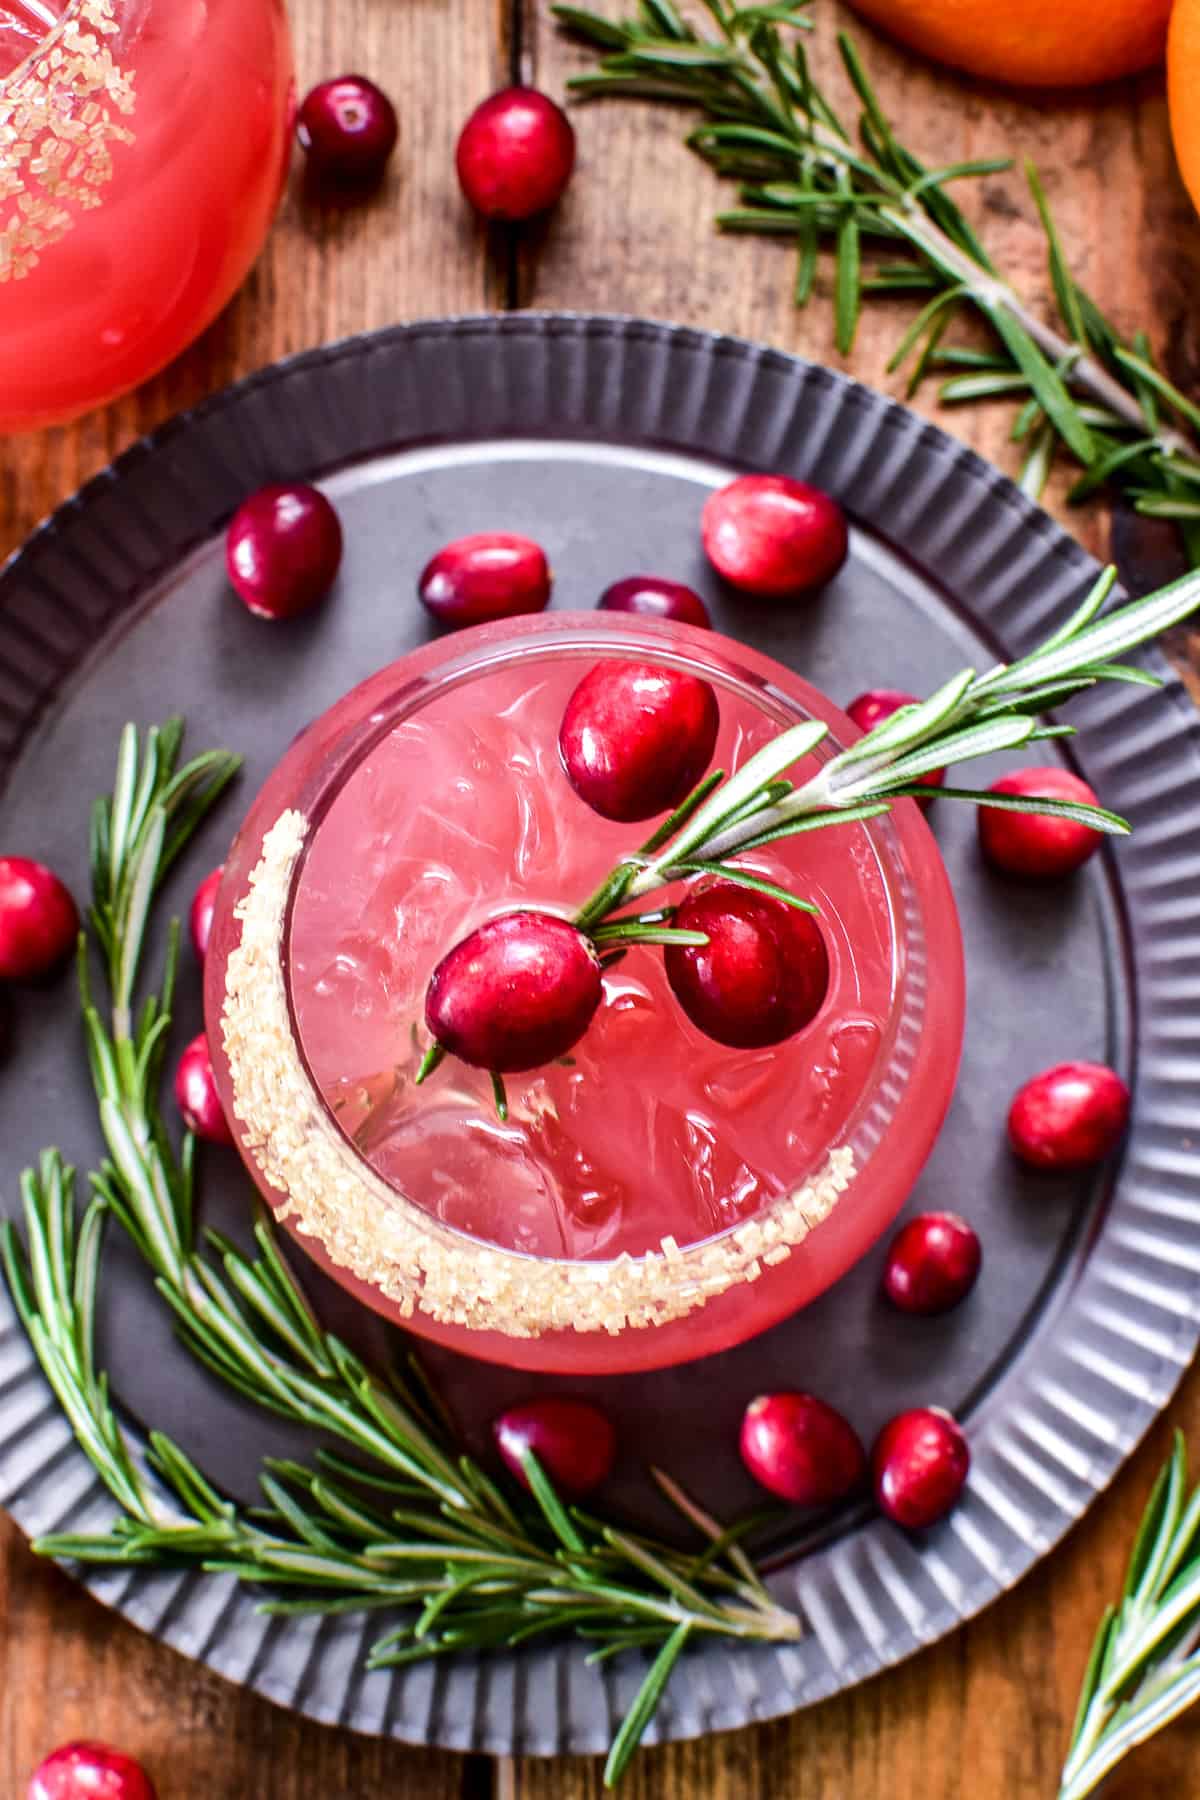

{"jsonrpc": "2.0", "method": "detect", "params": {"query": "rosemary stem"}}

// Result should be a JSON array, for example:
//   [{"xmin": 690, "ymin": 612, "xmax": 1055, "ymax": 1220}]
[{"xmin": 885, "ymin": 206, "xmax": 1194, "ymax": 459}]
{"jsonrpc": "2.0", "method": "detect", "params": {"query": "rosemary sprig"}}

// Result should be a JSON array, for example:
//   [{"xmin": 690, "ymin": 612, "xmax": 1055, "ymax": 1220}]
[
  {"xmin": 561, "ymin": 563, "xmax": 1197, "ymax": 937},
  {"xmin": 554, "ymin": 1, "xmax": 1200, "ymax": 558},
  {"xmin": 3, "ymin": 1154, "xmax": 796, "ymax": 1787},
  {"xmin": 1060, "ymin": 1434, "xmax": 1200, "ymax": 1800},
  {"xmin": 3, "ymin": 720, "xmax": 797, "ymax": 1786}
]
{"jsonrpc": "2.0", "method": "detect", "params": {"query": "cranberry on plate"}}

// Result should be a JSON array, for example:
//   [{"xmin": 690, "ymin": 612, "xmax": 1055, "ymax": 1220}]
[
  {"xmin": 701, "ymin": 474, "xmax": 848, "ymax": 598},
  {"xmin": 977, "ymin": 767, "xmax": 1104, "ymax": 878},
  {"xmin": 872, "ymin": 1407, "xmax": 969, "ymax": 1529},
  {"xmin": 1007, "ymin": 1061, "xmax": 1130, "ymax": 1170},
  {"xmin": 846, "ymin": 688, "xmax": 945, "ymax": 794},
  {"xmin": 598, "ymin": 575, "xmax": 712, "ymax": 629},
  {"xmin": 189, "ymin": 865, "xmax": 224, "ymax": 962},
  {"xmin": 0, "ymin": 856, "xmax": 78, "ymax": 982},
  {"xmin": 494, "ymin": 1397, "xmax": 616, "ymax": 1497},
  {"xmin": 226, "ymin": 483, "xmax": 343, "ymax": 621},
  {"xmin": 739, "ymin": 1392, "xmax": 866, "ymax": 1505},
  {"xmin": 418, "ymin": 533, "xmax": 551, "ymax": 627},
  {"xmin": 882, "ymin": 1213, "xmax": 981, "ymax": 1315},
  {"xmin": 175, "ymin": 1033, "xmax": 235, "ymax": 1145}
]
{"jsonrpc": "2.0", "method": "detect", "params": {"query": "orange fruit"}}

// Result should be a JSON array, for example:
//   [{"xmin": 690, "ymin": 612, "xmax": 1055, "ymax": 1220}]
[
  {"xmin": 1170, "ymin": 0, "xmax": 1200, "ymax": 215},
  {"xmin": 844, "ymin": 0, "xmax": 1171, "ymax": 88}
]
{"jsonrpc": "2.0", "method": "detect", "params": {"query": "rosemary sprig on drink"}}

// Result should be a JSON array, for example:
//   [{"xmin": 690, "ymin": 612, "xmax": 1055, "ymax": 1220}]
[
  {"xmin": 414, "ymin": 563, "xmax": 1199, "ymax": 1110},
  {"xmin": 554, "ymin": 0, "xmax": 1200, "ymax": 559},
  {"xmin": 3, "ymin": 720, "xmax": 798, "ymax": 1788},
  {"xmin": 570, "ymin": 564, "xmax": 1198, "ymax": 935},
  {"xmin": 1060, "ymin": 1434, "xmax": 1200, "ymax": 1800}
]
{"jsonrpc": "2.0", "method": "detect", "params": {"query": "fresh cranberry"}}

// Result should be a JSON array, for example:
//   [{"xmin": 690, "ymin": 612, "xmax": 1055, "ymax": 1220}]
[
  {"xmin": 296, "ymin": 75, "xmax": 398, "ymax": 183},
  {"xmin": 0, "ymin": 857, "xmax": 78, "ymax": 982},
  {"xmin": 883, "ymin": 1213, "xmax": 981, "ymax": 1315},
  {"xmin": 1008, "ymin": 1061, "xmax": 1130, "ymax": 1170},
  {"xmin": 664, "ymin": 882, "xmax": 829, "ymax": 1049},
  {"xmin": 456, "ymin": 87, "xmax": 575, "ymax": 220},
  {"xmin": 28, "ymin": 1741, "xmax": 157, "ymax": 1800},
  {"xmin": 174, "ymin": 1034, "xmax": 234, "ymax": 1145},
  {"xmin": 598, "ymin": 575, "xmax": 712, "ymax": 629},
  {"xmin": 426, "ymin": 910, "xmax": 602, "ymax": 1072},
  {"xmin": 418, "ymin": 533, "xmax": 551, "ymax": 627},
  {"xmin": 189, "ymin": 865, "xmax": 224, "ymax": 962},
  {"xmin": 872, "ymin": 1408, "xmax": 969, "ymax": 1529},
  {"xmin": 702, "ymin": 474, "xmax": 848, "ymax": 598},
  {"xmin": 978, "ymin": 767, "xmax": 1103, "ymax": 877},
  {"xmin": 226, "ymin": 483, "xmax": 343, "ymax": 621},
  {"xmin": 739, "ymin": 1392, "xmax": 866, "ymax": 1506},
  {"xmin": 559, "ymin": 661, "xmax": 719, "ymax": 824},
  {"xmin": 846, "ymin": 689, "xmax": 945, "ymax": 793},
  {"xmin": 493, "ymin": 1397, "xmax": 616, "ymax": 1497}
]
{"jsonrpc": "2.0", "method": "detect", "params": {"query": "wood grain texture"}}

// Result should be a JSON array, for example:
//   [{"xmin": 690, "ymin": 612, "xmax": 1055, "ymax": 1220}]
[{"xmin": 5, "ymin": 0, "xmax": 1200, "ymax": 1794}]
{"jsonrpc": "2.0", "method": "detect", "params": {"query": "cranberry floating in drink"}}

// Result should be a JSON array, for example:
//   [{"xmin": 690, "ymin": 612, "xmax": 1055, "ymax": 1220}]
[
  {"xmin": 664, "ymin": 883, "xmax": 830, "ymax": 1049},
  {"xmin": 559, "ymin": 660, "xmax": 720, "ymax": 823},
  {"xmin": 424, "ymin": 911, "xmax": 603, "ymax": 1073},
  {"xmin": 206, "ymin": 613, "xmax": 964, "ymax": 1374}
]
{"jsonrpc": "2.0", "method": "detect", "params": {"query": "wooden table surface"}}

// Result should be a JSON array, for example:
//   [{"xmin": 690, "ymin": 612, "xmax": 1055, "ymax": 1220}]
[{"xmin": 4, "ymin": 1, "xmax": 1200, "ymax": 1794}]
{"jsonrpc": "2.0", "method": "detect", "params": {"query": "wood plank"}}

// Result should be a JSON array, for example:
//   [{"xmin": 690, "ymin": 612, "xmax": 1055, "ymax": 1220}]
[{"xmin": 0, "ymin": 0, "xmax": 509, "ymax": 565}]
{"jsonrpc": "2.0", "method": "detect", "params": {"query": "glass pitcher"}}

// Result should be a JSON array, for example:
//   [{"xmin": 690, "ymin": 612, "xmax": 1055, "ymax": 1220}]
[{"xmin": 0, "ymin": 0, "xmax": 293, "ymax": 431}]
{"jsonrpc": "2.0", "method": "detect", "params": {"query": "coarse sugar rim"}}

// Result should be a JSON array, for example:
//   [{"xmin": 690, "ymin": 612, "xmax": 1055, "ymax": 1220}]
[
  {"xmin": 221, "ymin": 810, "xmax": 856, "ymax": 1339},
  {"xmin": 0, "ymin": 0, "xmax": 135, "ymax": 284}
]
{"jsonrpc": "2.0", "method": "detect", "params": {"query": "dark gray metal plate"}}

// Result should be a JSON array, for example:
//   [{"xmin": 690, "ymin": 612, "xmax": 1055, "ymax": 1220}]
[{"xmin": 0, "ymin": 315, "xmax": 1197, "ymax": 1754}]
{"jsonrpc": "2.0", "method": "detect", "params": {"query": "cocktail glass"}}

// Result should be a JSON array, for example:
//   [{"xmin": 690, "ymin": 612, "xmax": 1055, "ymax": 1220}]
[{"xmin": 206, "ymin": 614, "xmax": 965, "ymax": 1374}]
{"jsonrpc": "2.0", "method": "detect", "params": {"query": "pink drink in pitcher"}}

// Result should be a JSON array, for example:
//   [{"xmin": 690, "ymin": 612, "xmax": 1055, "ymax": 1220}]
[{"xmin": 0, "ymin": 0, "xmax": 292, "ymax": 429}]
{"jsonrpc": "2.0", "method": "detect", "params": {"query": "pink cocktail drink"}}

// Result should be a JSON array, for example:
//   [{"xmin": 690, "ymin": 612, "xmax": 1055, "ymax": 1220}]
[
  {"xmin": 0, "ymin": 0, "xmax": 292, "ymax": 430},
  {"xmin": 208, "ymin": 616, "xmax": 965, "ymax": 1374}
]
